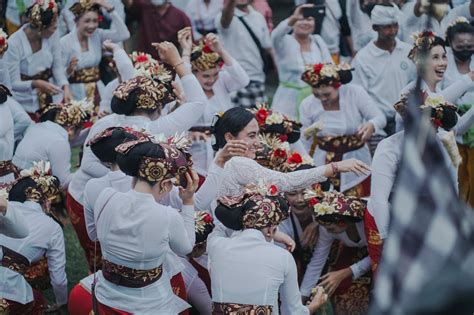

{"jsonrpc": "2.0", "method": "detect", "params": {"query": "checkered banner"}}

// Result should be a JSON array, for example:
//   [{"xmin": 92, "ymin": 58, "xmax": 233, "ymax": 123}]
[{"xmin": 369, "ymin": 88, "xmax": 474, "ymax": 314}]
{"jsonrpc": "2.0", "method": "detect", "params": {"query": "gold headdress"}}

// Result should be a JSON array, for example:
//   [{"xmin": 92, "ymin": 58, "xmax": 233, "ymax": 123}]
[
  {"xmin": 40, "ymin": 99, "xmax": 94, "ymax": 128},
  {"xmin": 305, "ymin": 190, "xmax": 365, "ymax": 222},
  {"xmin": 408, "ymin": 30, "xmax": 442, "ymax": 60},
  {"xmin": 301, "ymin": 63, "xmax": 352, "ymax": 88},
  {"xmin": 190, "ymin": 41, "xmax": 222, "ymax": 72},
  {"xmin": 69, "ymin": 0, "xmax": 100, "ymax": 18},
  {"xmin": 130, "ymin": 51, "xmax": 158, "ymax": 70},
  {"xmin": 28, "ymin": 0, "xmax": 59, "ymax": 30},
  {"xmin": 0, "ymin": 28, "xmax": 8, "ymax": 55},
  {"xmin": 16, "ymin": 161, "xmax": 60, "ymax": 204}
]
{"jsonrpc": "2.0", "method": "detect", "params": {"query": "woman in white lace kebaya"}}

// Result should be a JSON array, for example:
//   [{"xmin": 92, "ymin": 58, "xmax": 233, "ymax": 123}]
[
  {"xmin": 178, "ymin": 28, "xmax": 249, "ymax": 177},
  {"xmin": 299, "ymin": 63, "xmax": 386, "ymax": 196},
  {"xmin": 61, "ymin": 0, "xmax": 130, "ymax": 108}
]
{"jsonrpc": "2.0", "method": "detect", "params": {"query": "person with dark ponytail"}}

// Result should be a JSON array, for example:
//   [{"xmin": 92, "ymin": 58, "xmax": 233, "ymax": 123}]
[
  {"xmin": 0, "ymin": 161, "xmax": 68, "ymax": 314},
  {"xmin": 13, "ymin": 99, "xmax": 93, "ymax": 189},
  {"xmin": 68, "ymin": 136, "xmax": 199, "ymax": 314},
  {"xmin": 208, "ymin": 184, "xmax": 328, "ymax": 314},
  {"xmin": 5, "ymin": 0, "xmax": 72, "ymax": 119},
  {"xmin": 299, "ymin": 62, "xmax": 386, "ymax": 197},
  {"xmin": 365, "ymin": 94, "xmax": 459, "ymax": 276}
]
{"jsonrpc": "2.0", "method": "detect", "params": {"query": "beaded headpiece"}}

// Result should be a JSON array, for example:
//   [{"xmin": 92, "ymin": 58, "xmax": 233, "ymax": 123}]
[
  {"xmin": 190, "ymin": 41, "xmax": 223, "ymax": 72},
  {"xmin": 305, "ymin": 189, "xmax": 365, "ymax": 222},
  {"xmin": 28, "ymin": 0, "xmax": 58, "ymax": 30},
  {"xmin": 115, "ymin": 133, "xmax": 193, "ymax": 183},
  {"xmin": 218, "ymin": 181, "xmax": 288, "ymax": 230},
  {"xmin": 69, "ymin": 0, "xmax": 100, "ymax": 18},
  {"xmin": 301, "ymin": 63, "xmax": 352, "ymax": 88}
]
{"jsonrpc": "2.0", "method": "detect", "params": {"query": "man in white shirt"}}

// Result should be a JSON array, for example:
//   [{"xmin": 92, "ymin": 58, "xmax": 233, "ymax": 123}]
[
  {"xmin": 352, "ymin": 4, "xmax": 416, "ymax": 150},
  {"xmin": 215, "ymin": 0, "xmax": 272, "ymax": 107}
]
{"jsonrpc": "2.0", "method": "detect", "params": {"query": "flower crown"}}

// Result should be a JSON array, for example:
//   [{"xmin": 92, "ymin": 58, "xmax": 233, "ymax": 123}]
[
  {"xmin": 115, "ymin": 133, "xmax": 192, "ymax": 183},
  {"xmin": 248, "ymin": 103, "xmax": 301, "ymax": 142},
  {"xmin": 0, "ymin": 28, "xmax": 8, "ymax": 55},
  {"xmin": 408, "ymin": 30, "xmax": 440, "ymax": 60},
  {"xmin": 28, "ymin": 0, "xmax": 58, "ymax": 30},
  {"xmin": 301, "ymin": 63, "xmax": 352, "ymax": 88},
  {"xmin": 69, "ymin": 0, "xmax": 100, "ymax": 18},
  {"xmin": 190, "ymin": 41, "xmax": 223, "ymax": 72},
  {"xmin": 447, "ymin": 16, "xmax": 470, "ymax": 31},
  {"xmin": 40, "ymin": 99, "xmax": 93, "ymax": 128},
  {"xmin": 130, "ymin": 51, "xmax": 158, "ymax": 69},
  {"xmin": 305, "ymin": 189, "xmax": 365, "ymax": 222}
]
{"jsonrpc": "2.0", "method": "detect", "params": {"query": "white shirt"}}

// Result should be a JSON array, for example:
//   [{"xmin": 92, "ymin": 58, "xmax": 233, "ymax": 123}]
[
  {"xmin": 277, "ymin": 212, "xmax": 314, "ymax": 249},
  {"xmin": 346, "ymin": 0, "xmax": 376, "ymax": 51},
  {"xmin": 5, "ymin": 27, "xmax": 68, "ymax": 113},
  {"xmin": 0, "ymin": 103, "xmax": 14, "ymax": 161},
  {"xmin": 442, "ymin": 2, "xmax": 473, "ymax": 34},
  {"xmin": 215, "ymin": 7, "xmax": 271, "ymax": 83},
  {"xmin": 13, "ymin": 121, "xmax": 73, "ymax": 188},
  {"xmin": 6, "ymin": 0, "xmax": 33, "ymax": 25},
  {"xmin": 207, "ymin": 226, "xmax": 309, "ymax": 315},
  {"xmin": 218, "ymin": 156, "xmax": 328, "ymax": 197},
  {"xmin": 300, "ymin": 221, "xmax": 370, "ymax": 297},
  {"xmin": 300, "ymin": 84, "xmax": 386, "ymax": 192},
  {"xmin": 271, "ymin": 18, "xmax": 333, "ymax": 119},
  {"xmin": 94, "ymin": 188, "xmax": 194, "ymax": 313},
  {"xmin": 60, "ymin": 11, "xmax": 130, "ymax": 101},
  {"xmin": 185, "ymin": 0, "xmax": 223, "ymax": 36},
  {"xmin": 68, "ymin": 73, "xmax": 208, "ymax": 205},
  {"xmin": 352, "ymin": 39, "xmax": 416, "ymax": 118},
  {"xmin": 0, "ymin": 201, "xmax": 67, "ymax": 305},
  {"xmin": 0, "ymin": 202, "xmax": 29, "ymax": 238}
]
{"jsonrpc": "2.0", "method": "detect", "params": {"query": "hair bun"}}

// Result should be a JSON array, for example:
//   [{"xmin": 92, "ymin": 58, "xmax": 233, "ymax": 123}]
[
  {"xmin": 338, "ymin": 69, "xmax": 353, "ymax": 85},
  {"xmin": 215, "ymin": 203, "xmax": 245, "ymax": 230}
]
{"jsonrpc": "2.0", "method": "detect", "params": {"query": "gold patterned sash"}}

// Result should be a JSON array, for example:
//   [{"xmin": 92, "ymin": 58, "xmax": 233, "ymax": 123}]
[
  {"xmin": 212, "ymin": 302, "xmax": 273, "ymax": 315},
  {"xmin": 1, "ymin": 246, "xmax": 30, "ymax": 276},
  {"xmin": 69, "ymin": 66, "xmax": 101, "ymax": 107},
  {"xmin": 102, "ymin": 259, "xmax": 163, "ymax": 288},
  {"xmin": 0, "ymin": 160, "xmax": 19, "ymax": 178},
  {"xmin": 21, "ymin": 68, "xmax": 53, "ymax": 111}
]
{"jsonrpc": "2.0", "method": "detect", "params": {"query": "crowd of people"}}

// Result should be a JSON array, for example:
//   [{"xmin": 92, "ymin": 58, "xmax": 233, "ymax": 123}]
[{"xmin": 1, "ymin": 0, "xmax": 474, "ymax": 314}]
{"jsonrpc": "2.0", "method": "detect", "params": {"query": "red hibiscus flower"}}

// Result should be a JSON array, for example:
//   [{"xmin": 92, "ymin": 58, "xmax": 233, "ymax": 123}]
[
  {"xmin": 279, "ymin": 134, "xmax": 288, "ymax": 142},
  {"xmin": 273, "ymin": 149, "xmax": 287, "ymax": 159},
  {"xmin": 82, "ymin": 121, "xmax": 93, "ymax": 129},
  {"xmin": 0, "ymin": 38, "xmax": 5, "ymax": 46},
  {"xmin": 269, "ymin": 184, "xmax": 278, "ymax": 195},
  {"xmin": 136, "ymin": 54, "xmax": 148, "ymax": 63},
  {"xmin": 313, "ymin": 63, "xmax": 324, "ymax": 74},
  {"xmin": 98, "ymin": 14, "xmax": 103, "ymax": 23},
  {"xmin": 308, "ymin": 198, "xmax": 319, "ymax": 206},
  {"xmin": 48, "ymin": 1, "xmax": 55, "ymax": 9},
  {"xmin": 333, "ymin": 81, "xmax": 341, "ymax": 89},
  {"xmin": 203, "ymin": 213, "xmax": 213, "ymax": 224},
  {"xmin": 431, "ymin": 118, "xmax": 442, "ymax": 128},
  {"xmin": 202, "ymin": 44, "xmax": 213, "ymax": 54},
  {"xmin": 255, "ymin": 108, "xmax": 268, "ymax": 125},
  {"xmin": 288, "ymin": 152, "xmax": 302, "ymax": 164}
]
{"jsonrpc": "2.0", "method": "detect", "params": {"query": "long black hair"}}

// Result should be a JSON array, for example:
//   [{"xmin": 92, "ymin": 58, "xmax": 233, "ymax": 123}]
[{"xmin": 211, "ymin": 107, "xmax": 256, "ymax": 151}]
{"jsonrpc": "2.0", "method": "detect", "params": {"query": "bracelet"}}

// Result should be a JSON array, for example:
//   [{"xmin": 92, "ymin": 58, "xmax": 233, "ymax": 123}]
[
  {"xmin": 331, "ymin": 162, "xmax": 339, "ymax": 175},
  {"xmin": 173, "ymin": 61, "xmax": 184, "ymax": 69}
]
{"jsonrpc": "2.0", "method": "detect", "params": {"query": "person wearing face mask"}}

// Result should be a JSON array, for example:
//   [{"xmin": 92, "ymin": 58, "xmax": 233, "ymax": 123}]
[
  {"xmin": 60, "ymin": 0, "xmax": 130, "ymax": 109},
  {"xmin": 441, "ymin": 0, "xmax": 474, "ymax": 31},
  {"xmin": 399, "ymin": 0, "xmax": 452, "ymax": 44},
  {"xmin": 178, "ymin": 28, "xmax": 249, "ymax": 177},
  {"xmin": 443, "ymin": 18, "xmax": 474, "ymax": 207},
  {"xmin": 13, "ymin": 100, "xmax": 93, "ymax": 189},
  {"xmin": 271, "ymin": 4, "xmax": 332, "ymax": 121},
  {"xmin": 123, "ymin": 0, "xmax": 191, "ymax": 59},
  {"xmin": 300, "ymin": 190, "xmax": 372, "ymax": 315},
  {"xmin": 5, "ymin": 0, "xmax": 72, "ymax": 120},
  {"xmin": 299, "ymin": 63, "xmax": 386, "ymax": 197}
]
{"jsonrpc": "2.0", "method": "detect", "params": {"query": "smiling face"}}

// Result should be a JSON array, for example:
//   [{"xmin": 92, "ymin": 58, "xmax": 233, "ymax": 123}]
[
  {"xmin": 451, "ymin": 32, "xmax": 474, "ymax": 52},
  {"xmin": 293, "ymin": 17, "xmax": 315, "ymax": 36},
  {"xmin": 312, "ymin": 85, "xmax": 339, "ymax": 107},
  {"xmin": 225, "ymin": 118, "xmax": 260, "ymax": 159},
  {"xmin": 76, "ymin": 11, "xmax": 99, "ymax": 38},
  {"xmin": 285, "ymin": 189, "xmax": 312, "ymax": 216},
  {"xmin": 423, "ymin": 45, "xmax": 447, "ymax": 84},
  {"xmin": 194, "ymin": 67, "xmax": 220, "ymax": 92}
]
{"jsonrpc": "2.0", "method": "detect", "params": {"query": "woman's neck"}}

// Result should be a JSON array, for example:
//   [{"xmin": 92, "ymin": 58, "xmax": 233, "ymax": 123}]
[
  {"xmin": 424, "ymin": 77, "xmax": 438, "ymax": 93},
  {"xmin": 24, "ymin": 25, "xmax": 41, "ymax": 43},
  {"xmin": 133, "ymin": 180, "xmax": 153, "ymax": 194},
  {"xmin": 294, "ymin": 33, "xmax": 311, "ymax": 46},
  {"xmin": 454, "ymin": 57, "xmax": 471, "ymax": 74},
  {"xmin": 76, "ymin": 28, "xmax": 89, "ymax": 44}
]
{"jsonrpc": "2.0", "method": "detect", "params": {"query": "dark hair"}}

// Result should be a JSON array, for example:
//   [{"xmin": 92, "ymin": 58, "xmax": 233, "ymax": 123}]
[
  {"xmin": 446, "ymin": 21, "xmax": 474, "ymax": 45},
  {"xmin": 73, "ymin": 6, "xmax": 100, "ymax": 23},
  {"xmin": 26, "ymin": 6, "xmax": 56, "ymax": 29},
  {"xmin": 0, "ymin": 85, "xmax": 11, "ymax": 104},
  {"xmin": 116, "ymin": 142, "xmax": 166, "ymax": 183},
  {"xmin": 211, "ymin": 107, "xmax": 256, "ymax": 151},
  {"xmin": 196, "ymin": 223, "xmax": 214, "ymax": 244},
  {"xmin": 111, "ymin": 89, "xmax": 157, "ymax": 116},
  {"xmin": 9, "ymin": 176, "xmax": 60, "ymax": 203},
  {"xmin": 435, "ymin": 107, "xmax": 458, "ymax": 130},
  {"xmin": 215, "ymin": 195, "xmax": 289, "ymax": 230},
  {"xmin": 90, "ymin": 129, "xmax": 139, "ymax": 164},
  {"xmin": 39, "ymin": 107, "xmax": 60, "ymax": 123},
  {"xmin": 317, "ymin": 212, "xmax": 363, "ymax": 224},
  {"xmin": 313, "ymin": 69, "xmax": 353, "ymax": 88}
]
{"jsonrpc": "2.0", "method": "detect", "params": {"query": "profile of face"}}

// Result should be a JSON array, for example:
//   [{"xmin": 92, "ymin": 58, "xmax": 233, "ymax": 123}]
[
  {"xmin": 421, "ymin": 45, "xmax": 447, "ymax": 84},
  {"xmin": 41, "ymin": 19, "xmax": 58, "ymax": 38},
  {"xmin": 450, "ymin": 32, "xmax": 474, "ymax": 62},
  {"xmin": 312, "ymin": 85, "xmax": 339, "ymax": 107},
  {"xmin": 285, "ymin": 189, "xmax": 310, "ymax": 215},
  {"xmin": 224, "ymin": 118, "xmax": 260, "ymax": 159},
  {"xmin": 77, "ymin": 11, "xmax": 99, "ymax": 37},
  {"xmin": 194, "ymin": 67, "xmax": 220, "ymax": 92},
  {"xmin": 374, "ymin": 23, "xmax": 398, "ymax": 41},
  {"xmin": 320, "ymin": 220, "xmax": 348, "ymax": 234},
  {"xmin": 293, "ymin": 17, "xmax": 315, "ymax": 36}
]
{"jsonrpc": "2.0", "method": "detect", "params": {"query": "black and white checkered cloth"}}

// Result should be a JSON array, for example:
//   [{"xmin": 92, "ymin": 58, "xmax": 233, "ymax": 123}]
[
  {"xmin": 231, "ymin": 81, "xmax": 267, "ymax": 108},
  {"xmin": 369, "ymin": 89, "xmax": 474, "ymax": 314}
]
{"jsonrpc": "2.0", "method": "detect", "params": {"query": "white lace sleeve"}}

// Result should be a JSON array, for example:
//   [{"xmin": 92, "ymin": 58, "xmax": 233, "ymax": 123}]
[{"xmin": 218, "ymin": 157, "xmax": 328, "ymax": 197}]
